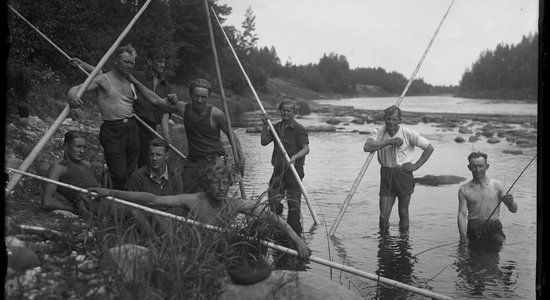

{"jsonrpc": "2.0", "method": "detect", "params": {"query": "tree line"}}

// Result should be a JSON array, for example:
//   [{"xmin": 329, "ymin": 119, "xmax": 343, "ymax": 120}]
[{"xmin": 458, "ymin": 33, "xmax": 538, "ymax": 100}]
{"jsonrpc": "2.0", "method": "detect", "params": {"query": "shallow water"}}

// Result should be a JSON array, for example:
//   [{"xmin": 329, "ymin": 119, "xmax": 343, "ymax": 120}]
[{"xmin": 230, "ymin": 99, "xmax": 537, "ymax": 299}]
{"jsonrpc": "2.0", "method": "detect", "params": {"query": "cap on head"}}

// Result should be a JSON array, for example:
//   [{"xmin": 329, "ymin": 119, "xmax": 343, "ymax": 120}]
[
  {"xmin": 188, "ymin": 79, "xmax": 212, "ymax": 97},
  {"xmin": 384, "ymin": 105, "xmax": 402, "ymax": 118}
]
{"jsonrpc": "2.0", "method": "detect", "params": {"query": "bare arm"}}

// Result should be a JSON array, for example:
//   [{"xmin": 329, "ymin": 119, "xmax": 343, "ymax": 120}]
[
  {"xmin": 215, "ymin": 108, "xmax": 245, "ymax": 172},
  {"xmin": 90, "ymin": 187, "xmax": 196, "ymax": 208},
  {"xmin": 41, "ymin": 164, "xmax": 76, "ymax": 212},
  {"xmin": 70, "ymin": 58, "xmax": 103, "ymax": 74},
  {"xmin": 125, "ymin": 73, "xmax": 178, "ymax": 113},
  {"xmin": 246, "ymin": 204, "xmax": 311, "ymax": 259},
  {"xmin": 402, "ymin": 144, "xmax": 435, "ymax": 172},
  {"xmin": 501, "ymin": 194, "xmax": 517, "ymax": 213},
  {"xmin": 457, "ymin": 188, "xmax": 469, "ymax": 244},
  {"xmin": 67, "ymin": 76, "xmax": 103, "ymax": 107},
  {"xmin": 364, "ymin": 137, "xmax": 403, "ymax": 152},
  {"xmin": 290, "ymin": 144, "xmax": 309, "ymax": 164},
  {"xmin": 260, "ymin": 116, "xmax": 274, "ymax": 146},
  {"xmin": 160, "ymin": 113, "xmax": 172, "ymax": 144}
]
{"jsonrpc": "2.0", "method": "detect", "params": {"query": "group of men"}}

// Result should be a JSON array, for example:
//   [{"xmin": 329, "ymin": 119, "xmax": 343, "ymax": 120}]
[{"xmin": 42, "ymin": 44, "xmax": 517, "ymax": 265}]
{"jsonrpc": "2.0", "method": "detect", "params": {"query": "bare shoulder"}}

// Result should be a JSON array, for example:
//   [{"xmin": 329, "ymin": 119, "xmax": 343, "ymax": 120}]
[{"xmin": 47, "ymin": 161, "xmax": 68, "ymax": 178}]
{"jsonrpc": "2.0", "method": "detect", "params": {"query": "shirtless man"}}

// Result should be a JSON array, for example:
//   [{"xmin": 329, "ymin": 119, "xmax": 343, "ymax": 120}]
[
  {"xmin": 42, "ymin": 131, "xmax": 99, "ymax": 217},
  {"xmin": 68, "ymin": 44, "xmax": 140, "ymax": 189},
  {"xmin": 127, "ymin": 77, "xmax": 245, "ymax": 193},
  {"xmin": 364, "ymin": 105, "xmax": 434, "ymax": 234},
  {"xmin": 457, "ymin": 151, "xmax": 517, "ymax": 246},
  {"xmin": 90, "ymin": 158, "xmax": 310, "ymax": 260}
]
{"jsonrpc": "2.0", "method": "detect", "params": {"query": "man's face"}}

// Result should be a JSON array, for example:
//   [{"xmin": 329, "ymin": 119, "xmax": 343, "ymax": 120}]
[
  {"xmin": 384, "ymin": 112, "xmax": 401, "ymax": 135},
  {"xmin": 148, "ymin": 57, "xmax": 166, "ymax": 74},
  {"xmin": 148, "ymin": 146, "xmax": 168, "ymax": 172},
  {"xmin": 207, "ymin": 176, "xmax": 231, "ymax": 202},
  {"xmin": 65, "ymin": 138, "xmax": 87, "ymax": 162},
  {"xmin": 279, "ymin": 104, "xmax": 295, "ymax": 121},
  {"xmin": 468, "ymin": 157, "xmax": 489, "ymax": 180},
  {"xmin": 115, "ymin": 52, "xmax": 135, "ymax": 75},
  {"xmin": 191, "ymin": 87, "xmax": 209, "ymax": 111}
]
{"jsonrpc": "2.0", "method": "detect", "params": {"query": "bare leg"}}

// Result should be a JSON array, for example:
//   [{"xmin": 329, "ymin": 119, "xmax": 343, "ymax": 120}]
[
  {"xmin": 379, "ymin": 196, "xmax": 396, "ymax": 234},
  {"xmin": 397, "ymin": 194, "xmax": 412, "ymax": 233}
]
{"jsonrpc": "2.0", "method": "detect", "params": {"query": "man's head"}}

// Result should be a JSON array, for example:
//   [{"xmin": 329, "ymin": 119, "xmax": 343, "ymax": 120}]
[
  {"xmin": 64, "ymin": 131, "xmax": 87, "ymax": 162},
  {"xmin": 148, "ymin": 138, "xmax": 169, "ymax": 172},
  {"xmin": 147, "ymin": 48, "xmax": 166, "ymax": 74},
  {"xmin": 278, "ymin": 98, "xmax": 296, "ymax": 122},
  {"xmin": 467, "ymin": 151, "xmax": 489, "ymax": 180},
  {"xmin": 188, "ymin": 79, "xmax": 212, "ymax": 111},
  {"xmin": 202, "ymin": 157, "xmax": 233, "ymax": 202},
  {"xmin": 383, "ymin": 105, "xmax": 402, "ymax": 135},
  {"xmin": 113, "ymin": 44, "xmax": 136, "ymax": 75}
]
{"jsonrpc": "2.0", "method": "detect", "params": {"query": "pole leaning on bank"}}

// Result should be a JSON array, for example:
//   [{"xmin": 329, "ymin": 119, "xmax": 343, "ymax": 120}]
[
  {"xmin": 328, "ymin": 0, "xmax": 456, "ymax": 236},
  {"xmin": 4, "ymin": 0, "xmax": 154, "ymax": 196},
  {"xmin": 6, "ymin": 167, "xmax": 452, "ymax": 300},
  {"xmin": 204, "ymin": 0, "xmax": 247, "ymax": 199},
  {"xmin": 210, "ymin": 8, "xmax": 320, "ymax": 225}
]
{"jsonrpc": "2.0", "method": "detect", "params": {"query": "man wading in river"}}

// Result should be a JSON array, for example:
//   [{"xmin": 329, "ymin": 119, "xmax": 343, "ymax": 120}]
[
  {"xmin": 364, "ymin": 105, "xmax": 434, "ymax": 235},
  {"xmin": 457, "ymin": 151, "xmax": 517, "ymax": 247}
]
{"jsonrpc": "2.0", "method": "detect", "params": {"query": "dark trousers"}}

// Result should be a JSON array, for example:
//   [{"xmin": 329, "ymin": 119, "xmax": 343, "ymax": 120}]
[
  {"xmin": 99, "ymin": 119, "xmax": 139, "ymax": 189},
  {"xmin": 136, "ymin": 119, "xmax": 158, "ymax": 168},
  {"xmin": 268, "ymin": 165, "xmax": 304, "ymax": 235}
]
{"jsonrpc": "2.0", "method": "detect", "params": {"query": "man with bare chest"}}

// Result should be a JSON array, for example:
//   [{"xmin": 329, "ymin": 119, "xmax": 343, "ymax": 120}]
[
  {"xmin": 457, "ymin": 152, "xmax": 517, "ymax": 246},
  {"xmin": 68, "ymin": 44, "xmax": 140, "ymax": 189}
]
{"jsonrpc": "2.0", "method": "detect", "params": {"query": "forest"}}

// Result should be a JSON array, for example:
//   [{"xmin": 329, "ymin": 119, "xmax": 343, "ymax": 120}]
[{"xmin": 7, "ymin": 0, "xmax": 536, "ymax": 100}]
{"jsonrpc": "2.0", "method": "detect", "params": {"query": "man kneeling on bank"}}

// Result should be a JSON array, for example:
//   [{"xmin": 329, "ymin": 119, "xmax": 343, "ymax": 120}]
[{"xmin": 90, "ymin": 157, "xmax": 311, "ymax": 260}]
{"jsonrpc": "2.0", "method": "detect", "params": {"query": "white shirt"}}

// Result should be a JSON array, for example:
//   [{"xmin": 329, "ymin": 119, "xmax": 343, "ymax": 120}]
[{"xmin": 367, "ymin": 125, "xmax": 431, "ymax": 167}]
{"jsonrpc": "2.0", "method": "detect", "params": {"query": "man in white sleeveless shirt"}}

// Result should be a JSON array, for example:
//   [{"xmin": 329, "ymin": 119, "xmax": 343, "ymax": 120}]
[
  {"xmin": 364, "ymin": 105, "xmax": 434, "ymax": 235},
  {"xmin": 68, "ymin": 44, "xmax": 140, "ymax": 189}
]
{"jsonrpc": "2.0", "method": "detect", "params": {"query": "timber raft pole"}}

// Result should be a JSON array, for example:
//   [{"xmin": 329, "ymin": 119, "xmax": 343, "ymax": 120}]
[
  {"xmin": 5, "ymin": 167, "xmax": 452, "ymax": 300},
  {"xmin": 204, "ymin": 0, "xmax": 247, "ymax": 199},
  {"xmin": 7, "ymin": 4, "xmax": 187, "ymax": 162},
  {"xmin": 210, "ymin": 6, "xmax": 321, "ymax": 225},
  {"xmin": 328, "ymin": 0, "xmax": 457, "ymax": 236},
  {"xmin": 5, "ymin": 0, "xmax": 154, "ymax": 196}
]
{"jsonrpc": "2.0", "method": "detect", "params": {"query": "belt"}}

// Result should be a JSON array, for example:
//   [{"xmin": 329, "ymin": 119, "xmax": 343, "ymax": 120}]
[{"xmin": 102, "ymin": 117, "xmax": 135, "ymax": 125}]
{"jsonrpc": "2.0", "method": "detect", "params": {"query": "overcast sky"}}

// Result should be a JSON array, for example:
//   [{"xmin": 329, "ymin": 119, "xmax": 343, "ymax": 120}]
[{"xmin": 221, "ymin": 0, "xmax": 538, "ymax": 86}]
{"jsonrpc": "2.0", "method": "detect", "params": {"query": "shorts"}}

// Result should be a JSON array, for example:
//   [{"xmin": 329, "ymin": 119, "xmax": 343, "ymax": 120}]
[
  {"xmin": 467, "ymin": 219, "xmax": 506, "ymax": 245},
  {"xmin": 379, "ymin": 166, "xmax": 415, "ymax": 197}
]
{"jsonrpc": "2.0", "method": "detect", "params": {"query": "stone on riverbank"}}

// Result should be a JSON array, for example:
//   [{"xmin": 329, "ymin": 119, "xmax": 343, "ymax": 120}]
[
  {"xmin": 502, "ymin": 149, "xmax": 524, "ymax": 155},
  {"xmin": 220, "ymin": 270, "xmax": 363, "ymax": 300},
  {"xmin": 326, "ymin": 118, "xmax": 341, "ymax": 125},
  {"xmin": 454, "ymin": 137, "xmax": 466, "ymax": 143},
  {"xmin": 487, "ymin": 137, "xmax": 500, "ymax": 144},
  {"xmin": 458, "ymin": 126, "xmax": 473, "ymax": 134},
  {"xmin": 469, "ymin": 136, "xmax": 480, "ymax": 142}
]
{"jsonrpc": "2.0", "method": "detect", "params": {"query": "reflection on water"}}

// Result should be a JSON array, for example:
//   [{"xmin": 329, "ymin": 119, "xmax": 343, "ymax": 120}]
[
  {"xmin": 375, "ymin": 235, "xmax": 418, "ymax": 299},
  {"xmin": 453, "ymin": 244, "xmax": 519, "ymax": 298}
]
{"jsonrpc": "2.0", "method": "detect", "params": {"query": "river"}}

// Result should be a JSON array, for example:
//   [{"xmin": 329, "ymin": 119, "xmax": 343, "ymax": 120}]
[{"xmin": 230, "ymin": 96, "xmax": 538, "ymax": 299}]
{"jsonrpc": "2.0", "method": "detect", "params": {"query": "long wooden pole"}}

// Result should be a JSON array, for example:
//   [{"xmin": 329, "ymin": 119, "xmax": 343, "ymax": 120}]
[
  {"xmin": 5, "ymin": 0, "xmax": 154, "ymax": 196},
  {"xmin": 211, "ymin": 9, "xmax": 320, "ymax": 225},
  {"xmin": 328, "ymin": 0, "xmax": 456, "ymax": 236},
  {"xmin": 10, "ymin": 6, "xmax": 187, "ymax": 161},
  {"xmin": 5, "ymin": 167, "xmax": 452, "ymax": 300},
  {"xmin": 204, "ymin": 0, "xmax": 247, "ymax": 199}
]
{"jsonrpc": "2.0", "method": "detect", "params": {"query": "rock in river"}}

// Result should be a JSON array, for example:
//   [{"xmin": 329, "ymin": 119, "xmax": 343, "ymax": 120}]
[{"xmin": 414, "ymin": 175, "xmax": 467, "ymax": 186}]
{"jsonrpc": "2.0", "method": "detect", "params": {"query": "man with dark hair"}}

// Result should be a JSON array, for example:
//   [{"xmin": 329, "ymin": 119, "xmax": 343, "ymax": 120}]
[
  {"xmin": 131, "ymin": 49, "xmax": 176, "ymax": 168},
  {"xmin": 364, "ymin": 105, "xmax": 434, "ymax": 235},
  {"xmin": 42, "ymin": 131, "xmax": 99, "ymax": 217},
  {"xmin": 126, "ymin": 77, "xmax": 245, "ymax": 193},
  {"xmin": 261, "ymin": 98, "xmax": 309, "ymax": 235},
  {"xmin": 89, "ymin": 157, "xmax": 311, "ymax": 260},
  {"xmin": 125, "ymin": 137, "xmax": 182, "ymax": 195},
  {"xmin": 458, "ymin": 151, "xmax": 517, "ymax": 246},
  {"xmin": 68, "ymin": 44, "xmax": 140, "ymax": 189}
]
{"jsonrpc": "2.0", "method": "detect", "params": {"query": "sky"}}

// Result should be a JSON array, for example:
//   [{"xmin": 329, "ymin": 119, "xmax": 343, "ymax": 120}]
[{"xmin": 221, "ymin": 0, "xmax": 539, "ymax": 86}]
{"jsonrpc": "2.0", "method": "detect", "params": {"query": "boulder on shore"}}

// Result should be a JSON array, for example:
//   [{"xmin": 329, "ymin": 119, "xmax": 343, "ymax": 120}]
[
  {"xmin": 454, "ymin": 137, "xmax": 465, "ymax": 143},
  {"xmin": 220, "ymin": 270, "xmax": 363, "ymax": 300}
]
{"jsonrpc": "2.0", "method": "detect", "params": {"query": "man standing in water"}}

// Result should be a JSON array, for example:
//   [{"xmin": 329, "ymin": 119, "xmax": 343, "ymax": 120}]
[
  {"xmin": 364, "ymin": 105, "xmax": 434, "ymax": 235},
  {"xmin": 261, "ymin": 99, "xmax": 309, "ymax": 236},
  {"xmin": 457, "ymin": 151, "xmax": 517, "ymax": 246},
  {"xmin": 68, "ymin": 44, "xmax": 140, "ymax": 189}
]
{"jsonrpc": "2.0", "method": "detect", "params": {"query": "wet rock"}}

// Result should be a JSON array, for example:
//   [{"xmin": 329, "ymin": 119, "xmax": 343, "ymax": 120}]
[
  {"xmin": 342, "ymin": 123, "xmax": 350, "ymax": 126},
  {"xmin": 414, "ymin": 175, "xmax": 467, "ymax": 186},
  {"xmin": 469, "ymin": 136, "xmax": 480, "ymax": 142},
  {"xmin": 20, "ymin": 115, "xmax": 46, "ymax": 129},
  {"xmin": 502, "ymin": 149, "xmax": 524, "ymax": 155},
  {"xmin": 454, "ymin": 137, "xmax": 465, "ymax": 143},
  {"xmin": 516, "ymin": 138, "xmax": 537, "ymax": 148},
  {"xmin": 326, "ymin": 118, "xmax": 341, "ymax": 125},
  {"xmin": 220, "ymin": 270, "xmax": 363, "ymax": 300},
  {"xmin": 103, "ymin": 244, "xmax": 150, "ymax": 282},
  {"xmin": 521, "ymin": 122, "xmax": 533, "ymax": 128},
  {"xmin": 487, "ymin": 137, "xmax": 500, "ymax": 144},
  {"xmin": 402, "ymin": 118, "xmax": 420, "ymax": 125},
  {"xmin": 365, "ymin": 115, "xmax": 374, "ymax": 123},
  {"xmin": 358, "ymin": 131, "xmax": 371, "ymax": 135},
  {"xmin": 6, "ymin": 236, "xmax": 27, "ymax": 248},
  {"xmin": 458, "ymin": 126, "xmax": 473, "ymax": 134},
  {"xmin": 351, "ymin": 118, "xmax": 364, "ymax": 125}
]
